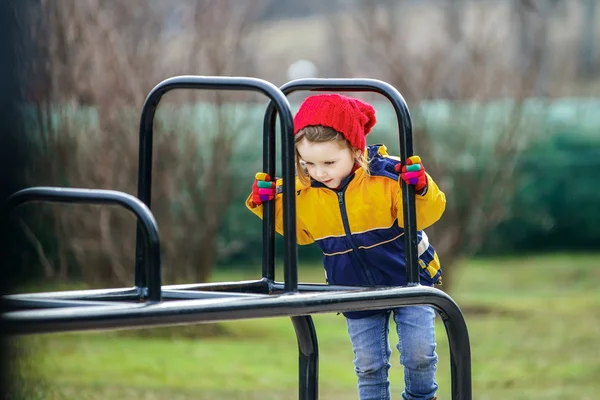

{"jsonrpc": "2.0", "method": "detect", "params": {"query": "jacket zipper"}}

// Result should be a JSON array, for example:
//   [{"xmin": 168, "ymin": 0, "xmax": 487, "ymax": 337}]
[{"xmin": 336, "ymin": 190, "xmax": 377, "ymax": 286}]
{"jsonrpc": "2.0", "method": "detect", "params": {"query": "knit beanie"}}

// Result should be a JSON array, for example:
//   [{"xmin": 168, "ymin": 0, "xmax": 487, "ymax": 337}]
[{"xmin": 293, "ymin": 94, "xmax": 377, "ymax": 152}]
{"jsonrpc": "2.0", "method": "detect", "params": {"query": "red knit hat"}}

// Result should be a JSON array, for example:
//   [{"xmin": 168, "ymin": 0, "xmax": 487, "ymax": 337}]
[{"xmin": 293, "ymin": 94, "xmax": 377, "ymax": 152}]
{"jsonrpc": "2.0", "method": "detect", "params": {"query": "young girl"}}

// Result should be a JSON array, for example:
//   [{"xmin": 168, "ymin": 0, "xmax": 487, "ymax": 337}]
[{"xmin": 246, "ymin": 93, "xmax": 445, "ymax": 400}]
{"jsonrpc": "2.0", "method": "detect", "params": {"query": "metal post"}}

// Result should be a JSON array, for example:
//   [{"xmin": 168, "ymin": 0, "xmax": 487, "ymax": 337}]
[
  {"xmin": 291, "ymin": 316, "xmax": 319, "ymax": 400},
  {"xmin": 261, "ymin": 103, "xmax": 277, "ymax": 282}
]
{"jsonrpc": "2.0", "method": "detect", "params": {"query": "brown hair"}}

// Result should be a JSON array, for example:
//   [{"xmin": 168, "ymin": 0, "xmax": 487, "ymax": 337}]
[{"xmin": 295, "ymin": 126, "xmax": 370, "ymax": 186}]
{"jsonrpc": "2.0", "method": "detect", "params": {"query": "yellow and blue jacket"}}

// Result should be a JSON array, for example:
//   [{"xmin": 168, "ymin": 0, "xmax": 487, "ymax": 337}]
[{"xmin": 246, "ymin": 144, "xmax": 446, "ymax": 318}]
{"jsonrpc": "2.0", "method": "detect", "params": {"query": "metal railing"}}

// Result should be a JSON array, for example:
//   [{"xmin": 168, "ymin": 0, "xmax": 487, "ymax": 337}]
[{"xmin": 2, "ymin": 75, "xmax": 471, "ymax": 400}]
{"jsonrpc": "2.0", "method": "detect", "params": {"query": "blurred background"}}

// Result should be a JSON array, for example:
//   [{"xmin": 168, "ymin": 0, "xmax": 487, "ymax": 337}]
[{"xmin": 4, "ymin": 0, "xmax": 600, "ymax": 399}]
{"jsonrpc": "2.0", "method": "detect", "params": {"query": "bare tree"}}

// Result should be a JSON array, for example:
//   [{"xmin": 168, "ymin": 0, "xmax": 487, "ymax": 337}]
[
  {"xmin": 513, "ymin": 0, "xmax": 560, "ymax": 96},
  {"xmin": 579, "ymin": 0, "xmax": 598, "ymax": 78},
  {"xmin": 21, "ymin": 0, "xmax": 262, "ymax": 287},
  {"xmin": 337, "ymin": 0, "xmax": 552, "ymax": 291}
]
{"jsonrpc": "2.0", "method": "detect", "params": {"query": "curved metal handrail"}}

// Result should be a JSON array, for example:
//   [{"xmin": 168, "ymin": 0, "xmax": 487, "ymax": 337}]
[{"xmin": 4, "ymin": 187, "xmax": 162, "ymax": 302}]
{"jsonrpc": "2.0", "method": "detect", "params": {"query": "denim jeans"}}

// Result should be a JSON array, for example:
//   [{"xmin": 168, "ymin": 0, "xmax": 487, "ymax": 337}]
[{"xmin": 345, "ymin": 306, "xmax": 438, "ymax": 400}]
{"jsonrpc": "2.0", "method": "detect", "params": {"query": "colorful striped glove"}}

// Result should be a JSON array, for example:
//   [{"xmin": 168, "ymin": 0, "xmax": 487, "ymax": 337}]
[
  {"xmin": 252, "ymin": 172, "xmax": 277, "ymax": 205},
  {"xmin": 395, "ymin": 155, "xmax": 428, "ymax": 194}
]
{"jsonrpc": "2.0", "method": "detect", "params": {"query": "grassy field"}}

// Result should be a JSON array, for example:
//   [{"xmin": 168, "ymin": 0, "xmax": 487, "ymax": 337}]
[{"xmin": 9, "ymin": 253, "xmax": 600, "ymax": 399}]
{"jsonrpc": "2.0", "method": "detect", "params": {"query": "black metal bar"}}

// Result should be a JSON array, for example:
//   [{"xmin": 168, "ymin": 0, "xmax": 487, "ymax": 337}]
[
  {"xmin": 437, "ymin": 306, "xmax": 473, "ymax": 400},
  {"xmin": 271, "ymin": 282, "xmax": 375, "ymax": 293},
  {"xmin": 5, "ymin": 288, "xmax": 140, "ymax": 301},
  {"xmin": 4, "ymin": 282, "xmax": 366, "ymax": 308},
  {"xmin": 135, "ymin": 76, "xmax": 298, "ymax": 293},
  {"xmin": 2, "ymin": 286, "xmax": 471, "ymax": 399},
  {"xmin": 5, "ymin": 280, "xmax": 269, "ymax": 306},
  {"xmin": 2, "ymin": 286, "xmax": 460, "ymax": 333},
  {"xmin": 3, "ymin": 187, "xmax": 162, "ymax": 303},
  {"xmin": 261, "ymin": 103, "xmax": 277, "ymax": 282},
  {"xmin": 291, "ymin": 316, "xmax": 319, "ymax": 400},
  {"xmin": 4, "ymin": 284, "xmax": 271, "ymax": 313},
  {"xmin": 269, "ymin": 78, "xmax": 419, "ymax": 286},
  {"xmin": 160, "ymin": 290, "xmax": 270, "ymax": 300},
  {"xmin": 5, "ymin": 282, "xmax": 363, "ymax": 304},
  {"xmin": 162, "ymin": 279, "xmax": 270, "ymax": 294},
  {"xmin": 3, "ymin": 298, "xmax": 133, "ymax": 311}
]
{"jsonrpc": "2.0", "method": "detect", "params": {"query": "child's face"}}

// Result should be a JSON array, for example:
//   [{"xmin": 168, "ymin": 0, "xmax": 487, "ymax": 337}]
[{"xmin": 296, "ymin": 139, "xmax": 359, "ymax": 189}]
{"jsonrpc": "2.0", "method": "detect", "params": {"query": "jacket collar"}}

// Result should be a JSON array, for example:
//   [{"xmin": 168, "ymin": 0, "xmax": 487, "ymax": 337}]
[{"xmin": 367, "ymin": 143, "xmax": 389, "ymax": 159}]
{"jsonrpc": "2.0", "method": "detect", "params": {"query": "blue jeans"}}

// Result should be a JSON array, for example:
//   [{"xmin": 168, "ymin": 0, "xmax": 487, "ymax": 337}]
[{"xmin": 345, "ymin": 306, "xmax": 438, "ymax": 400}]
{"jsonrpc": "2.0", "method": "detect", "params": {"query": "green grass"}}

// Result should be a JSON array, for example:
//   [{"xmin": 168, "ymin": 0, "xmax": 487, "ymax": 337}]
[{"xmin": 9, "ymin": 253, "xmax": 600, "ymax": 399}]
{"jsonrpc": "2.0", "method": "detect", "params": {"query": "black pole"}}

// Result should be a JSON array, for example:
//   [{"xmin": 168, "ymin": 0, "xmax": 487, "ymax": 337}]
[
  {"xmin": 6, "ymin": 288, "xmax": 141, "ymax": 303},
  {"xmin": 3, "ymin": 187, "xmax": 162, "ymax": 303},
  {"xmin": 134, "ymin": 76, "xmax": 298, "ymax": 293},
  {"xmin": 261, "ymin": 103, "xmax": 277, "ymax": 282},
  {"xmin": 267, "ymin": 78, "xmax": 419, "ymax": 285},
  {"xmin": 291, "ymin": 316, "xmax": 319, "ymax": 400}
]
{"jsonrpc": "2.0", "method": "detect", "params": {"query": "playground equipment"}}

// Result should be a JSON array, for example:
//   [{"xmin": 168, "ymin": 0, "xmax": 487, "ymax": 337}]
[{"xmin": 2, "ymin": 76, "xmax": 472, "ymax": 399}]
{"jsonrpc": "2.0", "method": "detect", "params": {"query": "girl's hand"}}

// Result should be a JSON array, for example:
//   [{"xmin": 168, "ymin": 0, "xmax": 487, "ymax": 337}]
[
  {"xmin": 396, "ymin": 156, "xmax": 428, "ymax": 194},
  {"xmin": 252, "ymin": 172, "xmax": 277, "ymax": 204}
]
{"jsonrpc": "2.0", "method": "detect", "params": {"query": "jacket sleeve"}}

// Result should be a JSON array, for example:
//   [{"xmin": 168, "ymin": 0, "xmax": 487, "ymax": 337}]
[
  {"xmin": 394, "ymin": 172, "xmax": 446, "ymax": 231},
  {"xmin": 245, "ymin": 179, "xmax": 315, "ymax": 245}
]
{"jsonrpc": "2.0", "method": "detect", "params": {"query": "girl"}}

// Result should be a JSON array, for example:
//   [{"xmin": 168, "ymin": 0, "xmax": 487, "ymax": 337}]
[{"xmin": 246, "ymin": 93, "xmax": 445, "ymax": 400}]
